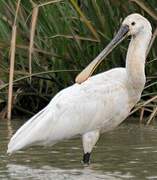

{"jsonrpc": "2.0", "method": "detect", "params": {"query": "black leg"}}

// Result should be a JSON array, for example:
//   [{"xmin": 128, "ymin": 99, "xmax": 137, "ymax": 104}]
[{"xmin": 83, "ymin": 152, "xmax": 91, "ymax": 164}]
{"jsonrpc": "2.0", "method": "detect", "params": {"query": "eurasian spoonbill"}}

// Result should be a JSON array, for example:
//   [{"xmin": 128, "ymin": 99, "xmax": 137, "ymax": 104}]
[{"xmin": 7, "ymin": 13, "xmax": 152, "ymax": 164}]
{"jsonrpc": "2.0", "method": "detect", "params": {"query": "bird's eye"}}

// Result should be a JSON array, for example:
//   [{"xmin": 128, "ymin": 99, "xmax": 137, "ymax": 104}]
[{"xmin": 131, "ymin": 22, "xmax": 136, "ymax": 26}]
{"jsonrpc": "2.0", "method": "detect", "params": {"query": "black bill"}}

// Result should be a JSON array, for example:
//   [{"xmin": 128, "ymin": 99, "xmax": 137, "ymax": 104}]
[{"xmin": 75, "ymin": 24, "xmax": 129, "ymax": 84}]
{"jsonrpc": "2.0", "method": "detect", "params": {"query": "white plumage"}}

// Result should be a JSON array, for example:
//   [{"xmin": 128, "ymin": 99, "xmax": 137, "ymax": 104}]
[{"xmin": 7, "ymin": 13, "xmax": 152, "ymax": 163}]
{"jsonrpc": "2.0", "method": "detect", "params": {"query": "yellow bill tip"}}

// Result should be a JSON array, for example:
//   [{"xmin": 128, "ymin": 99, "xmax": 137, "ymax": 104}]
[{"xmin": 75, "ymin": 71, "xmax": 89, "ymax": 84}]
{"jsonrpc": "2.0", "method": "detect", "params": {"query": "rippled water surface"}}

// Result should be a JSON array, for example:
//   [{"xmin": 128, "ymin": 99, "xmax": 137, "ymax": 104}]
[{"xmin": 1, "ymin": 119, "xmax": 157, "ymax": 179}]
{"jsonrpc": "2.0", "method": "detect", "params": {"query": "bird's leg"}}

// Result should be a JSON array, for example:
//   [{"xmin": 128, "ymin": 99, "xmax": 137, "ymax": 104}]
[{"xmin": 82, "ymin": 130, "xmax": 100, "ymax": 165}]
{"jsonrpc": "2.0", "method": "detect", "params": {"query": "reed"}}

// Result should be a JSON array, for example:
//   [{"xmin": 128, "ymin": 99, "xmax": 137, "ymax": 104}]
[
  {"xmin": 7, "ymin": 0, "xmax": 21, "ymax": 120},
  {"xmin": 28, "ymin": 1, "xmax": 39, "ymax": 81},
  {"xmin": 0, "ymin": 0, "xmax": 157, "ymax": 123}
]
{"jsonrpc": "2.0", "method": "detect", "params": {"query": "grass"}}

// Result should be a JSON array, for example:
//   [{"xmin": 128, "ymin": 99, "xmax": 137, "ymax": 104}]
[{"xmin": 0, "ymin": 0, "xmax": 157, "ymax": 123}]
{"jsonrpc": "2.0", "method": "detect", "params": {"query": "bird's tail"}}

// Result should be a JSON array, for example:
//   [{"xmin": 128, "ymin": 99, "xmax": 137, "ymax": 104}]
[{"xmin": 7, "ymin": 106, "xmax": 50, "ymax": 154}]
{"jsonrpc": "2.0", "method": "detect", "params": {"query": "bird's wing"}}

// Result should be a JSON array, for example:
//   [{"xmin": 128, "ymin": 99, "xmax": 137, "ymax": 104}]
[{"xmin": 7, "ymin": 71, "xmax": 126, "ymax": 154}]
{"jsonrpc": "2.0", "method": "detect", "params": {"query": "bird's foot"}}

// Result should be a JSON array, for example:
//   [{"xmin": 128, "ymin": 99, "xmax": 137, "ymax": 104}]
[{"xmin": 82, "ymin": 152, "xmax": 91, "ymax": 166}]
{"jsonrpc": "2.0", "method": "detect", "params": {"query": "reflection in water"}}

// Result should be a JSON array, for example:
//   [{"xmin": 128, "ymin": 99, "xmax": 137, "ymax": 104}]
[
  {"xmin": 1, "ymin": 119, "xmax": 157, "ymax": 179},
  {"xmin": 7, "ymin": 164, "xmax": 133, "ymax": 180}
]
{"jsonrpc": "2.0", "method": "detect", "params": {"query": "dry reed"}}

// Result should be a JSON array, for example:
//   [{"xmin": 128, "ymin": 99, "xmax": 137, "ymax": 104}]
[
  {"xmin": 7, "ymin": 0, "xmax": 21, "ymax": 120},
  {"xmin": 29, "ymin": 1, "xmax": 39, "ymax": 80}
]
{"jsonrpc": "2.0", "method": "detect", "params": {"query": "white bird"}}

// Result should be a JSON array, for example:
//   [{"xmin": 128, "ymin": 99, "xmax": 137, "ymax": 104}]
[{"xmin": 7, "ymin": 13, "xmax": 152, "ymax": 164}]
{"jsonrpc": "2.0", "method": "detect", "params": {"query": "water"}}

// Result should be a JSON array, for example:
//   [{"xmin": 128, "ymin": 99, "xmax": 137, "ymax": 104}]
[{"xmin": 1, "ymin": 119, "xmax": 157, "ymax": 179}]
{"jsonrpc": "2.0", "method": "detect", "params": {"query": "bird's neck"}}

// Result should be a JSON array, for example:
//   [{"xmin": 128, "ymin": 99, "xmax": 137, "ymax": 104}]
[{"xmin": 126, "ymin": 31, "xmax": 151, "ymax": 95}]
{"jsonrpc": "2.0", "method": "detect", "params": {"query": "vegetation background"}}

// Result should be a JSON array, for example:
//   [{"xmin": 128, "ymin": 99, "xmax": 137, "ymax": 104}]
[{"xmin": 0, "ymin": 0, "xmax": 157, "ymax": 123}]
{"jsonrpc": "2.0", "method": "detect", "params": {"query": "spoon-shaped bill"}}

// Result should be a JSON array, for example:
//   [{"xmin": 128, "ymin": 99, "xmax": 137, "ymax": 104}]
[{"xmin": 75, "ymin": 25, "xmax": 129, "ymax": 84}]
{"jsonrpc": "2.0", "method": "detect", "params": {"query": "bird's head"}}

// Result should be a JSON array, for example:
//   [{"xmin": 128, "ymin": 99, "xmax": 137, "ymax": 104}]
[
  {"xmin": 122, "ymin": 13, "xmax": 152, "ymax": 36},
  {"xmin": 75, "ymin": 13, "xmax": 152, "ymax": 84}
]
